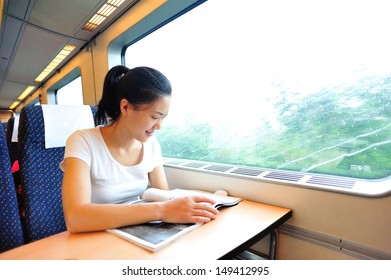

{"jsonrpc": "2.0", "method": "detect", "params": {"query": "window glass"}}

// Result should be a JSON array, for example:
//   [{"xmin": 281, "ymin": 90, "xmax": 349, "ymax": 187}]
[
  {"xmin": 56, "ymin": 76, "xmax": 83, "ymax": 105},
  {"xmin": 125, "ymin": 0, "xmax": 391, "ymax": 180}
]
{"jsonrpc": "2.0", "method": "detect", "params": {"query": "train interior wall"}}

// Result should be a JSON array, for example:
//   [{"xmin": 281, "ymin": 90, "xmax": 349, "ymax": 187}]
[{"xmin": 164, "ymin": 167, "xmax": 391, "ymax": 260}]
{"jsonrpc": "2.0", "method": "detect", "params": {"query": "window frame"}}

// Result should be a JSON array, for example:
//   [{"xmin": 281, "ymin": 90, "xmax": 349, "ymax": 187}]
[
  {"xmin": 55, "ymin": 76, "xmax": 83, "ymax": 105},
  {"xmin": 46, "ymin": 67, "xmax": 83, "ymax": 105}
]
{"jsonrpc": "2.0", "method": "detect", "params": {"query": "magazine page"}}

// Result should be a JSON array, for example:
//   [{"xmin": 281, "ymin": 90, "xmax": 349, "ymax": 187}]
[
  {"xmin": 107, "ymin": 188, "xmax": 241, "ymax": 252},
  {"xmin": 107, "ymin": 221, "xmax": 200, "ymax": 252}
]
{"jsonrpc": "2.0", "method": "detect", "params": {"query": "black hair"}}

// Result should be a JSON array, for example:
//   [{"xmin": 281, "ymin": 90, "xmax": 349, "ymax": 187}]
[{"xmin": 95, "ymin": 66, "xmax": 172, "ymax": 124}]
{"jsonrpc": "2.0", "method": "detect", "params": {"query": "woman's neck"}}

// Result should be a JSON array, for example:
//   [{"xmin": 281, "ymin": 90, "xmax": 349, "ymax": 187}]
[{"xmin": 99, "ymin": 125, "xmax": 143, "ymax": 166}]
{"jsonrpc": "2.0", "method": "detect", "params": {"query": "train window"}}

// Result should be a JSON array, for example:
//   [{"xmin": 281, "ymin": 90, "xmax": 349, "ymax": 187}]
[
  {"xmin": 56, "ymin": 76, "xmax": 83, "ymax": 105},
  {"xmin": 124, "ymin": 0, "xmax": 391, "ymax": 191}
]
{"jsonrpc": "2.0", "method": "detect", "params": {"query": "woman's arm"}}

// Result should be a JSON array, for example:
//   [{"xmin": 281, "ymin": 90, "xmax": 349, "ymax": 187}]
[
  {"xmin": 148, "ymin": 164, "xmax": 169, "ymax": 190},
  {"xmin": 62, "ymin": 158, "xmax": 219, "ymax": 233},
  {"xmin": 62, "ymin": 158, "xmax": 163, "ymax": 233}
]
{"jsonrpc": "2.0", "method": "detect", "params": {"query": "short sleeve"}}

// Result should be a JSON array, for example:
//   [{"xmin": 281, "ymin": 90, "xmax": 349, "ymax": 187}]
[
  {"xmin": 59, "ymin": 130, "xmax": 92, "ymax": 171},
  {"xmin": 149, "ymin": 136, "xmax": 164, "ymax": 168}
]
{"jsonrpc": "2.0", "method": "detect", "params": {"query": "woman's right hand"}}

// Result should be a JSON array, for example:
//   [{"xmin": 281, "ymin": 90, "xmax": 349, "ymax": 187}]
[{"xmin": 160, "ymin": 196, "xmax": 219, "ymax": 224}]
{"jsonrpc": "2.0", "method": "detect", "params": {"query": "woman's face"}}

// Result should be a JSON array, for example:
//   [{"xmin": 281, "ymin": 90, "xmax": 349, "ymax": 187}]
[{"xmin": 122, "ymin": 96, "xmax": 171, "ymax": 142}]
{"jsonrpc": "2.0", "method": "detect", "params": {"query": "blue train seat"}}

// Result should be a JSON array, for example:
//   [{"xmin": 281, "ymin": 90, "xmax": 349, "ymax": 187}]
[
  {"xmin": 0, "ymin": 122, "xmax": 24, "ymax": 253},
  {"xmin": 1, "ymin": 122, "xmax": 7, "ymax": 133},
  {"xmin": 6, "ymin": 117, "xmax": 18, "ymax": 165},
  {"xmin": 17, "ymin": 105, "xmax": 96, "ymax": 243}
]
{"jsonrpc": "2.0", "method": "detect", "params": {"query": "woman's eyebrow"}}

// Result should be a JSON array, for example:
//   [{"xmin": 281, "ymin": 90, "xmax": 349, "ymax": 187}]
[{"xmin": 154, "ymin": 111, "xmax": 167, "ymax": 116}]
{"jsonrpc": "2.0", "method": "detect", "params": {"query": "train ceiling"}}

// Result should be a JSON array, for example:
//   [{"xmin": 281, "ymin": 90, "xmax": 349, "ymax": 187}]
[{"xmin": 0, "ymin": 0, "xmax": 139, "ymax": 111}]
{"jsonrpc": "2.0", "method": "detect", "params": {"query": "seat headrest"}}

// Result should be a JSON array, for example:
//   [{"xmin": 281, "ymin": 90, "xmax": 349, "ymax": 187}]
[
  {"xmin": 11, "ymin": 115, "xmax": 19, "ymax": 142},
  {"xmin": 42, "ymin": 105, "xmax": 95, "ymax": 149}
]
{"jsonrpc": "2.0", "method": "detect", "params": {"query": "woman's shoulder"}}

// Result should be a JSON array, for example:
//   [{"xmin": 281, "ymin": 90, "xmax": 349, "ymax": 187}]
[{"xmin": 68, "ymin": 126, "xmax": 101, "ymax": 143}]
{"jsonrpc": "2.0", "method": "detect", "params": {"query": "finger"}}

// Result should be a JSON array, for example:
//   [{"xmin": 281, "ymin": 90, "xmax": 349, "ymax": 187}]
[
  {"xmin": 194, "ymin": 208, "xmax": 217, "ymax": 220},
  {"xmin": 192, "ymin": 195, "xmax": 216, "ymax": 205},
  {"xmin": 196, "ymin": 216, "xmax": 212, "ymax": 223},
  {"xmin": 194, "ymin": 201, "xmax": 219, "ymax": 215},
  {"xmin": 191, "ymin": 210, "xmax": 216, "ymax": 223},
  {"xmin": 191, "ymin": 214, "xmax": 212, "ymax": 224}
]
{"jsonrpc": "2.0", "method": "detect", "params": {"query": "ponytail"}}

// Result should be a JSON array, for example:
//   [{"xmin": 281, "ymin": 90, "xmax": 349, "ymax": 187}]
[{"xmin": 95, "ymin": 65, "xmax": 129, "ymax": 124}]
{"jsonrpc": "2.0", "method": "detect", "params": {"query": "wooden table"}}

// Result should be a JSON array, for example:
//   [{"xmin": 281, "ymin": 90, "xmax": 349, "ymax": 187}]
[{"xmin": 0, "ymin": 200, "xmax": 292, "ymax": 260}]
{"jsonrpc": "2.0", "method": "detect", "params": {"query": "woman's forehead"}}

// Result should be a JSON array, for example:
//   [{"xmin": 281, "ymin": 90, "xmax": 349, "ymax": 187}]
[{"xmin": 149, "ymin": 96, "xmax": 171, "ymax": 112}]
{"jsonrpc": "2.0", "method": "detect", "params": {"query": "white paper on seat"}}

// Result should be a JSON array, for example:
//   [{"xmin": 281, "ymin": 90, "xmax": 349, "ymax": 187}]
[
  {"xmin": 11, "ymin": 115, "xmax": 19, "ymax": 142},
  {"xmin": 42, "ymin": 105, "xmax": 94, "ymax": 149}
]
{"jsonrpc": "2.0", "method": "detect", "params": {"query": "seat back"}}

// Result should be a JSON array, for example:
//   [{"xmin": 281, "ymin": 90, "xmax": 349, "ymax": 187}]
[
  {"xmin": 18, "ymin": 105, "xmax": 96, "ymax": 243},
  {"xmin": 1, "ymin": 122, "xmax": 7, "ymax": 133},
  {"xmin": 0, "ymin": 124, "xmax": 24, "ymax": 253},
  {"xmin": 6, "ymin": 116, "xmax": 26, "ymax": 237},
  {"xmin": 6, "ymin": 117, "xmax": 18, "ymax": 165}
]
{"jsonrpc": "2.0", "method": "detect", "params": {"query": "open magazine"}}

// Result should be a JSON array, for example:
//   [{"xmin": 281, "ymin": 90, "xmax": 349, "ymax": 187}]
[{"xmin": 107, "ymin": 188, "xmax": 242, "ymax": 252}]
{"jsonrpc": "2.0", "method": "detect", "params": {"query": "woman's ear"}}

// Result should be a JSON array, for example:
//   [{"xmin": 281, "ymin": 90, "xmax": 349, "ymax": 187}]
[{"xmin": 119, "ymin": 99, "xmax": 131, "ymax": 115}]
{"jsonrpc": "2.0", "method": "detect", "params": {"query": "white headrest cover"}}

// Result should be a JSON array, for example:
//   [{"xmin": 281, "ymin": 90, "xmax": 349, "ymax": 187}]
[{"xmin": 42, "ymin": 105, "xmax": 94, "ymax": 149}]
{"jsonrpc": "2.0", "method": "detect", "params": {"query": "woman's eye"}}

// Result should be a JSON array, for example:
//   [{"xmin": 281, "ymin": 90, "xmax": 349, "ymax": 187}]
[{"xmin": 151, "ymin": 116, "xmax": 158, "ymax": 120}]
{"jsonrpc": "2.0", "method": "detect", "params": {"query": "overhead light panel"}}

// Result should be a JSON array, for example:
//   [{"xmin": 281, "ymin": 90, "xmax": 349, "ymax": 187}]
[
  {"xmin": 35, "ymin": 45, "xmax": 76, "ymax": 82},
  {"xmin": 83, "ymin": 0, "xmax": 125, "ymax": 32},
  {"xmin": 18, "ymin": 86, "xmax": 35, "ymax": 100},
  {"xmin": 9, "ymin": 101, "xmax": 20, "ymax": 110}
]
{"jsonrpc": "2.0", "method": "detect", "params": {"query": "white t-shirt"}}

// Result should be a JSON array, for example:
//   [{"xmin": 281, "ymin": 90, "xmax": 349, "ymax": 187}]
[{"xmin": 59, "ymin": 126, "xmax": 163, "ymax": 204}]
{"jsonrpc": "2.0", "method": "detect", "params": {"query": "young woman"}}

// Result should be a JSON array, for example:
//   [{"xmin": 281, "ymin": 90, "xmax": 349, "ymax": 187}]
[{"xmin": 60, "ymin": 66, "xmax": 218, "ymax": 233}]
